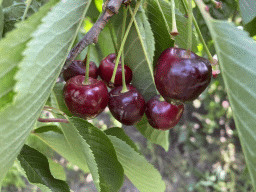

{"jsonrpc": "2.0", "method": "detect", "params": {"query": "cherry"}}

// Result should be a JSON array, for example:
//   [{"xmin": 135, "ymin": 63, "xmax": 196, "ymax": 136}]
[
  {"xmin": 108, "ymin": 84, "xmax": 145, "ymax": 125},
  {"xmin": 155, "ymin": 47, "xmax": 212, "ymax": 103},
  {"xmin": 63, "ymin": 75, "xmax": 108, "ymax": 119},
  {"xmin": 145, "ymin": 95, "xmax": 184, "ymax": 130},
  {"xmin": 63, "ymin": 60, "xmax": 98, "ymax": 82},
  {"xmin": 160, "ymin": 47, "xmax": 199, "ymax": 59},
  {"xmin": 98, "ymin": 53, "xmax": 133, "ymax": 87}
]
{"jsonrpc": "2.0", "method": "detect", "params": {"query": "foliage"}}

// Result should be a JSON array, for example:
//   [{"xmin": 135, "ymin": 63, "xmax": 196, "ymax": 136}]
[{"xmin": 0, "ymin": 0, "xmax": 256, "ymax": 191}]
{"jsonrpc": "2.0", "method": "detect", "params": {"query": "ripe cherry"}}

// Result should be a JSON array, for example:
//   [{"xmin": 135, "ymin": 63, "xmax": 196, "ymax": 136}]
[
  {"xmin": 63, "ymin": 60, "xmax": 98, "ymax": 82},
  {"xmin": 99, "ymin": 53, "xmax": 133, "ymax": 87},
  {"xmin": 145, "ymin": 95, "xmax": 184, "ymax": 130},
  {"xmin": 63, "ymin": 75, "xmax": 108, "ymax": 119},
  {"xmin": 155, "ymin": 47, "xmax": 212, "ymax": 103},
  {"xmin": 108, "ymin": 84, "xmax": 145, "ymax": 125}
]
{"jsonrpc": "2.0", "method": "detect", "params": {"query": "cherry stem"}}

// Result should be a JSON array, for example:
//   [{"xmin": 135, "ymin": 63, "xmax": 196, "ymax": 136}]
[
  {"xmin": 120, "ymin": 7, "xmax": 128, "ymax": 93},
  {"xmin": 211, "ymin": 0, "xmax": 222, "ymax": 8},
  {"xmin": 186, "ymin": 0, "xmax": 193, "ymax": 57},
  {"xmin": 121, "ymin": 52, "xmax": 128, "ymax": 93},
  {"xmin": 110, "ymin": 1, "xmax": 141, "ymax": 84},
  {"xmin": 22, "ymin": 0, "xmax": 33, "ymax": 21},
  {"xmin": 182, "ymin": 0, "xmax": 214, "ymax": 63},
  {"xmin": 170, "ymin": 0, "xmax": 179, "ymax": 37},
  {"xmin": 109, "ymin": 22, "xmax": 118, "ymax": 55},
  {"xmin": 83, "ymin": 44, "xmax": 92, "ymax": 85},
  {"xmin": 43, "ymin": 106, "xmax": 66, "ymax": 116},
  {"xmin": 159, "ymin": 95, "xmax": 165, "ymax": 102},
  {"xmin": 110, "ymin": 7, "xmax": 128, "ymax": 85},
  {"xmin": 38, "ymin": 118, "xmax": 69, "ymax": 123}
]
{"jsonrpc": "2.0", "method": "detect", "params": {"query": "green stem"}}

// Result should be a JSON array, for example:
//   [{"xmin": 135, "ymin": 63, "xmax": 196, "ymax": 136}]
[
  {"xmin": 22, "ymin": 0, "xmax": 33, "ymax": 21},
  {"xmin": 170, "ymin": 0, "xmax": 179, "ymax": 37},
  {"xmin": 83, "ymin": 45, "xmax": 91, "ymax": 85},
  {"xmin": 120, "ymin": 7, "xmax": 128, "ymax": 93},
  {"xmin": 120, "ymin": 51, "xmax": 128, "ymax": 93},
  {"xmin": 159, "ymin": 95, "xmax": 165, "ymax": 102},
  {"xmin": 182, "ymin": 0, "xmax": 214, "ymax": 63},
  {"xmin": 110, "ymin": 1, "xmax": 141, "ymax": 84},
  {"xmin": 186, "ymin": 0, "xmax": 193, "ymax": 57},
  {"xmin": 109, "ymin": 22, "xmax": 118, "ymax": 55}
]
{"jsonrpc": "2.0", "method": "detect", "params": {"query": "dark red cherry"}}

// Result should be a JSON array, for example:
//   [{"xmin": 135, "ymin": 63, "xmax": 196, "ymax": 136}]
[
  {"xmin": 155, "ymin": 48, "xmax": 212, "ymax": 103},
  {"xmin": 63, "ymin": 60, "xmax": 98, "ymax": 82},
  {"xmin": 108, "ymin": 84, "xmax": 145, "ymax": 125},
  {"xmin": 145, "ymin": 95, "xmax": 184, "ymax": 130},
  {"xmin": 99, "ymin": 53, "xmax": 133, "ymax": 87},
  {"xmin": 63, "ymin": 75, "xmax": 108, "ymax": 119}
]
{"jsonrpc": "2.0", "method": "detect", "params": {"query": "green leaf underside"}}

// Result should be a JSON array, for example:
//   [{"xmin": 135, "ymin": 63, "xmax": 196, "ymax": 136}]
[
  {"xmin": 112, "ymin": 6, "xmax": 158, "ymax": 102},
  {"xmin": 196, "ymin": 3, "xmax": 256, "ymax": 190},
  {"xmin": 67, "ymin": 117, "xmax": 124, "ymax": 192},
  {"xmin": 107, "ymin": 135, "xmax": 166, "ymax": 192},
  {"xmin": 147, "ymin": 0, "xmax": 198, "ymax": 66},
  {"xmin": 136, "ymin": 115, "xmax": 169, "ymax": 151},
  {"xmin": 104, "ymin": 127, "xmax": 139, "ymax": 153},
  {"xmin": 34, "ymin": 128, "xmax": 90, "ymax": 173},
  {"xmin": 18, "ymin": 144, "xmax": 70, "ymax": 192},
  {"xmin": 0, "ymin": 0, "xmax": 90, "ymax": 185},
  {"xmin": 0, "ymin": 0, "xmax": 58, "ymax": 111},
  {"xmin": 239, "ymin": 0, "xmax": 256, "ymax": 24}
]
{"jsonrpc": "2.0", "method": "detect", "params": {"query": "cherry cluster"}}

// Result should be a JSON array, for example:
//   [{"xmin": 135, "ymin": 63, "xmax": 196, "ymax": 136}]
[{"xmin": 63, "ymin": 47, "xmax": 212, "ymax": 130}]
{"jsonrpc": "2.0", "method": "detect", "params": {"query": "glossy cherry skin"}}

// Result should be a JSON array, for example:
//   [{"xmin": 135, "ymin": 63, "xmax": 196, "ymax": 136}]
[
  {"xmin": 63, "ymin": 75, "xmax": 108, "ymax": 119},
  {"xmin": 63, "ymin": 60, "xmax": 98, "ymax": 82},
  {"xmin": 108, "ymin": 84, "xmax": 146, "ymax": 125},
  {"xmin": 160, "ymin": 47, "xmax": 200, "ymax": 59},
  {"xmin": 155, "ymin": 48, "xmax": 212, "ymax": 103},
  {"xmin": 145, "ymin": 95, "xmax": 184, "ymax": 130},
  {"xmin": 99, "ymin": 53, "xmax": 133, "ymax": 87}
]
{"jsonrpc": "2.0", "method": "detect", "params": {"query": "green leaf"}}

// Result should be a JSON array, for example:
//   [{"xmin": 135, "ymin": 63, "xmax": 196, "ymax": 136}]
[
  {"xmin": 107, "ymin": 135, "xmax": 166, "ymax": 192},
  {"xmin": 136, "ymin": 115, "xmax": 169, "ymax": 151},
  {"xmin": 0, "ymin": 0, "xmax": 91, "ymax": 184},
  {"xmin": 195, "ymin": 0, "xmax": 256, "ymax": 189},
  {"xmin": 2, "ymin": 0, "xmax": 47, "ymax": 35},
  {"xmin": 0, "ymin": 0, "xmax": 59, "ymax": 111},
  {"xmin": 33, "ymin": 128, "xmax": 90, "ymax": 173},
  {"xmin": 48, "ymin": 158, "xmax": 66, "ymax": 181},
  {"xmin": 112, "ymin": 6, "xmax": 158, "ymax": 102},
  {"xmin": 0, "ymin": 6, "xmax": 3, "ymax": 38},
  {"xmin": 104, "ymin": 127, "xmax": 139, "ymax": 152},
  {"xmin": 35, "ymin": 125, "xmax": 63, "ymax": 134},
  {"xmin": 239, "ymin": 0, "xmax": 256, "ymax": 24},
  {"xmin": 244, "ymin": 17, "xmax": 256, "ymax": 37},
  {"xmin": 17, "ymin": 144, "xmax": 70, "ymax": 192},
  {"xmin": 146, "ymin": 0, "xmax": 198, "ymax": 66},
  {"xmin": 66, "ymin": 117, "xmax": 124, "ymax": 192}
]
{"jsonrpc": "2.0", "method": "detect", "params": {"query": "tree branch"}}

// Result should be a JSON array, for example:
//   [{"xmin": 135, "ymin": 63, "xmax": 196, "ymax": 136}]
[{"xmin": 63, "ymin": 0, "xmax": 124, "ymax": 71}]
